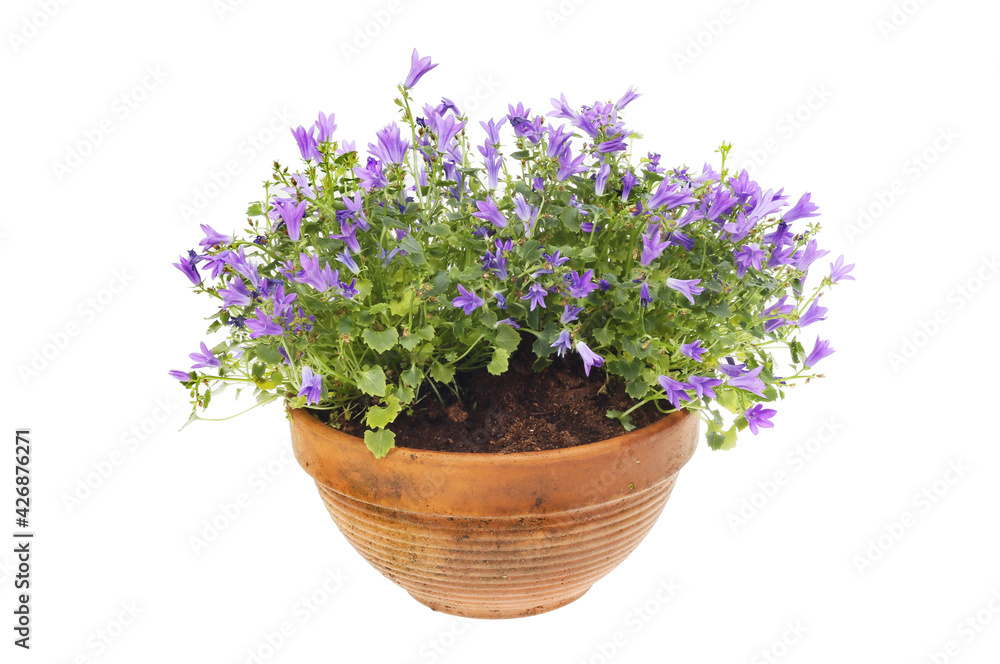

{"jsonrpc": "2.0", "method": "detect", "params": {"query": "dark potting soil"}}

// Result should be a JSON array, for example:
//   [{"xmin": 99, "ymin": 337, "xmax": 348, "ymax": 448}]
[{"xmin": 321, "ymin": 347, "xmax": 663, "ymax": 454}]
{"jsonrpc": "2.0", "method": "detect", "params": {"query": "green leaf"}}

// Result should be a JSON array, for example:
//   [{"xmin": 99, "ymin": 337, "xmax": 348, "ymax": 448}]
[
  {"xmin": 365, "ymin": 396, "xmax": 401, "ymax": 429},
  {"xmin": 415, "ymin": 325, "xmax": 435, "ymax": 340},
  {"xmin": 364, "ymin": 429, "xmax": 396, "ymax": 458},
  {"xmin": 401, "ymin": 365, "xmax": 423, "ymax": 388},
  {"xmin": 606, "ymin": 409, "xmax": 636, "ymax": 432},
  {"xmin": 247, "ymin": 202, "xmax": 264, "ymax": 217},
  {"xmin": 399, "ymin": 334, "xmax": 421, "ymax": 351},
  {"xmin": 429, "ymin": 363, "xmax": 455, "ymax": 383},
  {"xmin": 493, "ymin": 324, "xmax": 521, "ymax": 352},
  {"xmin": 707, "ymin": 301, "xmax": 732, "ymax": 318},
  {"xmin": 389, "ymin": 291, "xmax": 415, "ymax": 316},
  {"xmin": 399, "ymin": 234, "xmax": 423, "ymax": 255},
  {"xmin": 256, "ymin": 343, "xmax": 284, "ymax": 365},
  {"xmin": 362, "ymin": 328, "xmax": 398, "ymax": 353},
  {"xmin": 510, "ymin": 150, "xmax": 530, "ymax": 159},
  {"xmin": 479, "ymin": 308, "xmax": 498, "ymax": 329},
  {"xmin": 357, "ymin": 366, "xmax": 387, "ymax": 397},
  {"xmin": 625, "ymin": 379, "xmax": 650, "ymax": 399},
  {"xmin": 487, "ymin": 347, "xmax": 510, "ymax": 375}
]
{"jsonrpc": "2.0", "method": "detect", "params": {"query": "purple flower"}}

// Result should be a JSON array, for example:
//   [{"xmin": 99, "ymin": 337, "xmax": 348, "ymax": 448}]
[
  {"xmin": 546, "ymin": 124, "xmax": 573, "ymax": 159},
  {"xmin": 639, "ymin": 281, "xmax": 652, "ymax": 308},
  {"xmin": 219, "ymin": 279, "xmax": 251, "ymax": 309},
  {"xmin": 557, "ymin": 150, "xmax": 588, "ymax": 181},
  {"xmin": 403, "ymin": 48, "xmax": 438, "ymax": 88},
  {"xmin": 297, "ymin": 253, "xmax": 339, "ymax": 293},
  {"xmin": 271, "ymin": 283, "xmax": 297, "ymax": 318},
  {"xmin": 561, "ymin": 304, "xmax": 583, "ymax": 324},
  {"xmin": 298, "ymin": 366, "xmax": 323, "ymax": 405},
  {"xmin": 616, "ymin": 86, "xmax": 641, "ymax": 109},
  {"xmin": 735, "ymin": 243, "xmax": 765, "ymax": 277},
  {"xmin": 657, "ymin": 375, "xmax": 693, "ymax": 409},
  {"xmin": 274, "ymin": 199, "xmax": 307, "ymax": 241},
  {"xmin": 598, "ymin": 279, "xmax": 612, "ymax": 292},
  {"xmin": 648, "ymin": 180, "xmax": 697, "ymax": 211},
  {"xmin": 199, "ymin": 252, "xmax": 230, "ymax": 280},
  {"xmin": 680, "ymin": 339, "xmax": 708, "ymax": 362},
  {"xmin": 552, "ymin": 330, "xmax": 572, "ymax": 357},
  {"xmin": 479, "ymin": 144, "xmax": 502, "ymax": 190},
  {"xmin": 646, "ymin": 151, "xmax": 663, "ymax": 173},
  {"xmin": 761, "ymin": 295, "xmax": 795, "ymax": 333},
  {"xmin": 495, "ymin": 317, "xmax": 520, "ymax": 329},
  {"xmin": 452, "ymin": 284, "xmax": 484, "ymax": 315},
  {"xmin": 783, "ymin": 192, "xmax": 820, "ymax": 223},
  {"xmin": 728, "ymin": 366, "xmax": 766, "ymax": 397},
  {"xmin": 353, "ymin": 157, "xmax": 388, "ymax": 191},
  {"xmin": 744, "ymin": 403, "xmax": 777, "ymax": 435},
  {"xmin": 199, "ymin": 224, "xmax": 232, "ymax": 248},
  {"xmin": 722, "ymin": 212, "xmax": 756, "ymax": 242},
  {"xmin": 575, "ymin": 341, "xmax": 604, "ymax": 377},
  {"xmin": 472, "ymin": 196, "xmax": 508, "ymax": 229},
  {"xmin": 493, "ymin": 291, "xmax": 507, "ymax": 310},
  {"xmin": 747, "ymin": 187, "xmax": 786, "ymax": 223},
  {"xmin": 368, "ymin": 123, "xmax": 410, "ymax": 164},
  {"xmin": 314, "ymin": 111, "xmax": 337, "ymax": 142},
  {"xmin": 173, "ymin": 252, "xmax": 201, "ymax": 285},
  {"xmin": 597, "ymin": 137, "xmax": 627, "ymax": 153},
  {"xmin": 340, "ymin": 278, "xmax": 358, "ymax": 299},
  {"xmin": 666, "ymin": 231, "xmax": 694, "ymax": 251},
  {"xmin": 333, "ymin": 221, "xmax": 361, "ymax": 253},
  {"xmin": 705, "ymin": 187, "xmax": 737, "ymax": 222},
  {"xmin": 189, "ymin": 341, "xmax": 221, "ymax": 369},
  {"xmin": 688, "ymin": 375, "xmax": 723, "ymax": 399},
  {"xmin": 621, "ymin": 170, "xmax": 638, "ymax": 201},
  {"xmin": 641, "ymin": 227, "xmax": 670, "ymax": 266},
  {"xmin": 246, "ymin": 308, "xmax": 283, "ymax": 338},
  {"xmin": 830, "ymin": 255, "xmax": 856, "ymax": 283},
  {"xmin": 291, "ymin": 125, "xmax": 322, "ymax": 162},
  {"xmin": 566, "ymin": 270, "xmax": 598, "ymax": 298},
  {"xmin": 665, "ymin": 278, "xmax": 704, "ymax": 306},
  {"xmin": 225, "ymin": 246, "xmax": 260, "ymax": 287},
  {"xmin": 543, "ymin": 251, "xmax": 570, "ymax": 268},
  {"xmin": 521, "ymin": 283, "xmax": 548, "ymax": 311},
  {"xmin": 595, "ymin": 162, "xmax": 611, "ymax": 195},
  {"xmin": 795, "ymin": 239, "xmax": 830, "ymax": 273},
  {"xmin": 169, "ymin": 370, "xmax": 192, "ymax": 381},
  {"xmin": 512, "ymin": 193, "xmax": 539, "ymax": 236},
  {"xmin": 797, "ymin": 299, "xmax": 828, "ymax": 327},
  {"xmin": 336, "ymin": 250, "xmax": 360, "ymax": 275},
  {"xmin": 804, "ymin": 337, "xmax": 835, "ymax": 368},
  {"xmin": 717, "ymin": 361, "xmax": 747, "ymax": 377}
]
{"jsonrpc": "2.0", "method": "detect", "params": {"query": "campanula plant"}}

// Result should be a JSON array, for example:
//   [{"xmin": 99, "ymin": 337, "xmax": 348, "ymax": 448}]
[{"xmin": 172, "ymin": 49, "xmax": 853, "ymax": 457}]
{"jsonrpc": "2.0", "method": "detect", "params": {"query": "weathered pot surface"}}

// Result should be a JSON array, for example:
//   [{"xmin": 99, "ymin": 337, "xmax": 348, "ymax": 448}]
[{"xmin": 290, "ymin": 407, "xmax": 699, "ymax": 619}]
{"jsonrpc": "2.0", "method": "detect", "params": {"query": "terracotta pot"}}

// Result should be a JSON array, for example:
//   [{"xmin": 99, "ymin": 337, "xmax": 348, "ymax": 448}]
[{"xmin": 290, "ymin": 407, "xmax": 699, "ymax": 619}]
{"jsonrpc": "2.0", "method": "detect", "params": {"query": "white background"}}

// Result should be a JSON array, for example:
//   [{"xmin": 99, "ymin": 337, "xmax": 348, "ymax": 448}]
[{"xmin": 3, "ymin": 0, "xmax": 999, "ymax": 662}]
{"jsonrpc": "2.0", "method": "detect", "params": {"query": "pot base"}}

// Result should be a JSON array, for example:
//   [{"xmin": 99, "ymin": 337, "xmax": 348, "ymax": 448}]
[{"xmin": 406, "ymin": 587, "xmax": 590, "ymax": 619}]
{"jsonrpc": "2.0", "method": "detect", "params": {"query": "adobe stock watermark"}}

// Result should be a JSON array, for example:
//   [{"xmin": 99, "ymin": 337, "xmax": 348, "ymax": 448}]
[
  {"xmin": 852, "ymin": 459, "xmax": 970, "ymax": 576},
  {"xmin": 240, "ymin": 568, "xmax": 349, "ymax": 664},
  {"xmin": 672, "ymin": 0, "xmax": 755, "ymax": 73},
  {"xmin": 7, "ymin": 0, "xmax": 72, "ymax": 53},
  {"xmin": 544, "ymin": 0, "xmax": 591, "ymax": 30},
  {"xmin": 339, "ymin": 0, "xmax": 416, "ymax": 63},
  {"xmin": 844, "ymin": 126, "xmax": 958, "ymax": 243},
  {"xmin": 177, "ymin": 107, "xmax": 294, "ymax": 224},
  {"xmin": 61, "ymin": 397, "xmax": 181, "ymax": 515},
  {"xmin": 445, "ymin": 74, "xmax": 502, "ymax": 119},
  {"xmin": 575, "ymin": 578, "xmax": 679, "ymax": 664},
  {"xmin": 750, "ymin": 620, "xmax": 808, "ymax": 664},
  {"xmin": 738, "ymin": 84, "xmax": 834, "ymax": 176},
  {"xmin": 877, "ymin": 0, "xmax": 931, "ymax": 40},
  {"xmin": 925, "ymin": 588, "xmax": 1000, "ymax": 664},
  {"xmin": 414, "ymin": 615, "xmax": 475, "ymax": 663},
  {"xmin": 16, "ymin": 268, "xmax": 134, "ymax": 386},
  {"xmin": 60, "ymin": 600, "xmax": 144, "ymax": 661},
  {"xmin": 188, "ymin": 444, "xmax": 297, "ymax": 556},
  {"xmin": 886, "ymin": 255, "xmax": 998, "ymax": 372},
  {"xmin": 213, "ymin": 0, "xmax": 249, "ymax": 20},
  {"xmin": 51, "ymin": 65, "xmax": 168, "ymax": 182},
  {"xmin": 726, "ymin": 416, "xmax": 842, "ymax": 534}
]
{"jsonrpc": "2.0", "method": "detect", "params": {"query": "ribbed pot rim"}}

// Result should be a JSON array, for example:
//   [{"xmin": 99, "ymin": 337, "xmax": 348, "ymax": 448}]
[{"xmin": 290, "ymin": 406, "xmax": 700, "ymax": 517}]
